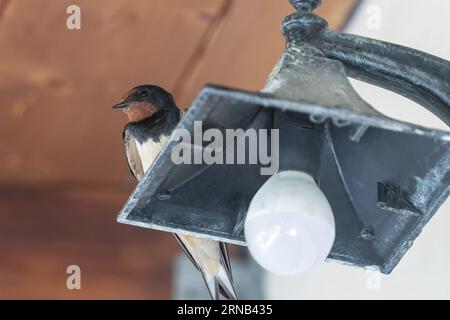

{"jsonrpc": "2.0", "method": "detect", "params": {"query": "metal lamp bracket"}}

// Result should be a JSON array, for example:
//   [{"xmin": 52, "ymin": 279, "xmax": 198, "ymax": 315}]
[
  {"xmin": 281, "ymin": 0, "xmax": 450, "ymax": 125},
  {"xmin": 117, "ymin": 0, "xmax": 450, "ymax": 274}
]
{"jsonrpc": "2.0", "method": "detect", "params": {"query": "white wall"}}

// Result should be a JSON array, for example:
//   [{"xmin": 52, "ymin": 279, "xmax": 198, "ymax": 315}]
[{"xmin": 265, "ymin": 0, "xmax": 450, "ymax": 299}]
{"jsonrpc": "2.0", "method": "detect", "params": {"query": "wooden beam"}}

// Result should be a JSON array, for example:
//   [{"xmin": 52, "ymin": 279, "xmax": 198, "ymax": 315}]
[{"xmin": 0, "ymin": 187, "xmax": 179, "ymax": 299}]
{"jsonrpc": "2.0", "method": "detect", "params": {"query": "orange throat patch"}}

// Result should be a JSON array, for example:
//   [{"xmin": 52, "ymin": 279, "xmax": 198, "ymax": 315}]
[{"xmin": 124, "ymin": 101, "xmax": 157, "ymax": 122}]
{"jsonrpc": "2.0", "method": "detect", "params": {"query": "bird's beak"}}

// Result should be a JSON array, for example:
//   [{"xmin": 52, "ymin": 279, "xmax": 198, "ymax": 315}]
[{"xmin": 112, "ymin": 101, "xmax": 129, "ymax": 109}]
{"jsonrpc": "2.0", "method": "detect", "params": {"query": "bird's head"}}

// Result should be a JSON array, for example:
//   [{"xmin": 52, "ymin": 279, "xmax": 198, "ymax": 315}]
[{"xmin": 112, "ymin": 84, "xmax": 177, "ymax": 123}]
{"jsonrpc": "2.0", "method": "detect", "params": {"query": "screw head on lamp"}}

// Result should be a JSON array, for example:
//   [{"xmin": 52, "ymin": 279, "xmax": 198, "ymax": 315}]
[{"xmin": 244, "ymin": 171, "xmax": 335, "ymax": 276}]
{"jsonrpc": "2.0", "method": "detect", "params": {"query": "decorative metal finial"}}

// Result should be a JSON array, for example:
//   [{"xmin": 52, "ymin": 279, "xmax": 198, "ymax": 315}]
[
  {"xmin": 282, "ymin": 0, "xmax": 327, "ymax": 45},
  {"xmin": 289, "ymin": 0, "xmax": 322, "ymax": 12}
]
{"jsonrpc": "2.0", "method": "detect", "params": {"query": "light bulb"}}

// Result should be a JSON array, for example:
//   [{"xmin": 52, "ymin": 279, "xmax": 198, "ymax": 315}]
[{"xmin": 244, "ymin": 170, "xmax": 335, "ymax": 276}]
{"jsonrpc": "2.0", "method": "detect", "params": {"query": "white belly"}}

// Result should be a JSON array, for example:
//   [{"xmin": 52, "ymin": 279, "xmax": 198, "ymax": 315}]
[{"xmin": 136, "ymin": 135, "xmax": 169, "ymax": 173}]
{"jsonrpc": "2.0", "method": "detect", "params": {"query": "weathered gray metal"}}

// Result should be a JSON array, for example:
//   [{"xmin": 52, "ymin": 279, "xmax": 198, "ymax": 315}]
[{"xmin": 117, "ymin": 0, "xmax": 450, "ymax": 273}]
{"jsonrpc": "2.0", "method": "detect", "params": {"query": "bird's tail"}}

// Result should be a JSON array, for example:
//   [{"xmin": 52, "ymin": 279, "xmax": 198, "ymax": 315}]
[
  {"xmin": 174, "ymin": 234, "xmax": 238, "ymax": 300},
  {"xmin": 201, "ymin": 255, "xmax": 238, "ymax": 300}
]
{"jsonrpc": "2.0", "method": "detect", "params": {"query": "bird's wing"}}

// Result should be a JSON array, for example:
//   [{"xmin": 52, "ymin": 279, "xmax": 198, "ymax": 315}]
[
  {"xmin": 219, "ymin": 242, "xmax": 233, "ymax": 279},
  {"xmin": 123, "ymin": 127, "xmax": 145, "ymax": 181},
  {"xmin": 173, "ymin": 233, "xmax": 200, "ymax": 271}
]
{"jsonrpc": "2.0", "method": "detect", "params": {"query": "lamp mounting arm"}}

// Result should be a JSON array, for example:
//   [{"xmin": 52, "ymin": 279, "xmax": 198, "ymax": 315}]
[{"xmin": 285, "ymin": 0, "xmax": 450, "ymax": 126}]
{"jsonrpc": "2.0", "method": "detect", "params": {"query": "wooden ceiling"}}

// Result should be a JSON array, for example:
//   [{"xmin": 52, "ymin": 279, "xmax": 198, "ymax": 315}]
[
  {"xmin": 0, "ymin": 0, "xmax": 356, "ymax": 188},
  {"xmin": 0, "ymin": 0, "xmax": 357, "ymax": 299}
]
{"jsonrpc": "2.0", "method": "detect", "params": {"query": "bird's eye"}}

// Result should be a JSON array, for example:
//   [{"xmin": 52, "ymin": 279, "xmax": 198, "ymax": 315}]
[{"xmin": 139, "ymin": 90, "xmax": 148, "ymax": 97}]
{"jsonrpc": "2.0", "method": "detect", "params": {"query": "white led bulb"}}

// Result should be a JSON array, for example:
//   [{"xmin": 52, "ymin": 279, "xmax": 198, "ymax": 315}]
[{"xmin": 244, "ymin": 170, "xmax": 335, "ymax": 276}]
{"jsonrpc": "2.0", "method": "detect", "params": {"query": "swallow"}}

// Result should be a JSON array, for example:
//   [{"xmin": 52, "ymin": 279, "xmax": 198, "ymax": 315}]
[{"xmin": 113, "ymin": 84, "xmax": 237, "ymax": 300}]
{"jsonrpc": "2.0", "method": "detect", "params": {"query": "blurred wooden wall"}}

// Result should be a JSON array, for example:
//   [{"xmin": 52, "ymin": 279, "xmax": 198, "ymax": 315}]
[{"xmin": 0, "ymin": 0, "xmax": 356, "ymax": 299}]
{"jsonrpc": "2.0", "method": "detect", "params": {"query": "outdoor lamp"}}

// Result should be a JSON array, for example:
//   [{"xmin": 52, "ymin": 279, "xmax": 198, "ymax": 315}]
[{"xmin": 117, "ymin": 0, "xmax": 450, "ymax": 275}]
